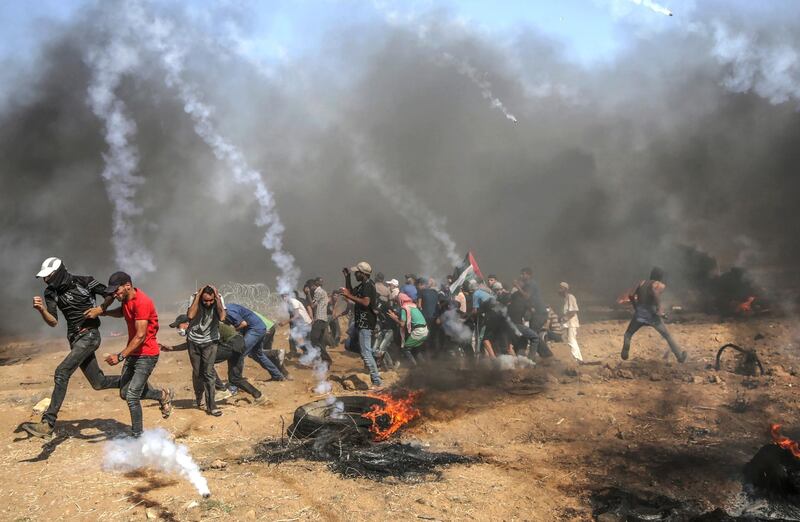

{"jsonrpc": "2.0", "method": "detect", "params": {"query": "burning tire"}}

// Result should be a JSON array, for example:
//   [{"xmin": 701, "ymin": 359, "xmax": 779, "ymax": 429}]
[{"xmin": 289, "ymin": 395, "xmax": 386, "ymax": 439}]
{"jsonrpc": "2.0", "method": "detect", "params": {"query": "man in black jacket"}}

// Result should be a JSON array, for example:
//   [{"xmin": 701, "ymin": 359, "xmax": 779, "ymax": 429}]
[{"xmin": 23, "ymin": 258, "xmax": 122, "ymax": 438}]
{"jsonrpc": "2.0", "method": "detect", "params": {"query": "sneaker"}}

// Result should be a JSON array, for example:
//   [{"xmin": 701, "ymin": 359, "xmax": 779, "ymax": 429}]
[
  {"xmin": 216, "ymin": 389, "xmax": 233, "ymax": 402},
  {"xmin": 676, "ymin": 351, "xmax": 688, "ymax": 363},
  {"xmin": 21, "ymin": 420, "xmax": 54, "ymax": 438},
  {"xmin": 253, "ymin": 394, "xmax": 269, "ymax": 406},
  {"xmin": 159, "ymin": 387, "xmax": 175, "ymax": 418},
  {"xmin": 277, "ymin": 349, "xmax": 286, "ymax": 366},
  {"xmin": 621, "ymin": 347, "xmax": 630, "ymax": 360}
]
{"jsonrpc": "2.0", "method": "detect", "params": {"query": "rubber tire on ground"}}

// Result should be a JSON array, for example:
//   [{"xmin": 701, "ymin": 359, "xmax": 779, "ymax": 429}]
[{"xmin": 289, "ymin": 395, "xmax": 385, "ymax": 439}]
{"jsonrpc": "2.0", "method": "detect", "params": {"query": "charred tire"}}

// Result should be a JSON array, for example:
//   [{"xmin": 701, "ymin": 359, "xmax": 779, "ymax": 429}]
[{"xmin": 288, "ymin": 395, "xmax": 385, "ymax": 439}]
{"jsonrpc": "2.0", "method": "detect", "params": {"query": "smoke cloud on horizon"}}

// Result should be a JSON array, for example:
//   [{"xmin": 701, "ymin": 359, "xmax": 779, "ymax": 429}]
[{"xmin": 2, "ymin": 0, "xmax": 799, "ymax": 337}]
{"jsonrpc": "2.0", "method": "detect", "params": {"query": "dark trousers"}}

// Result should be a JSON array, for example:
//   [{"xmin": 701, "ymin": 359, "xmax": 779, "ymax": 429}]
[
  {"xmin": 328, "ymin": 316, "xmax": 341, "ymax": 345},
  {"xmin": 215, "ymin": 343, "xmax": 261, "ymax": 398},
  {"xmin": 512, "ymin": 322, "xmax": 540, "ymax": 353},
  {"xmin": 623, "ymin": 318, "xmax": 682, "ymax": 357},
  {"xmin": 43, "ymin": 329, "xmax": 119, "ymax": 426},
  {"xmin": 188, "ymin": 340, "xmax": 218, "ymax": 411},
  {"xmin": 310, "ymin": 320, "xmax": 333, "ymax": 364},
  {"xmin": 119, "ymin": 355, "xmax": 161, "ymax": 436}
]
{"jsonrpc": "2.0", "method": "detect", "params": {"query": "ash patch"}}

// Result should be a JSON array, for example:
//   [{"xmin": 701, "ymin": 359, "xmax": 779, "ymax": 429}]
[{"xmin": 241, "ymin": 429, "xmax": 479, "ymax": 482}]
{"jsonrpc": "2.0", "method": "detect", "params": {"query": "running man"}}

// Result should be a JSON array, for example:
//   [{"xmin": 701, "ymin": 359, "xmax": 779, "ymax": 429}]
[{"xmin": 22, "ymin": 258, "xmax": 121, "ymax": 438}]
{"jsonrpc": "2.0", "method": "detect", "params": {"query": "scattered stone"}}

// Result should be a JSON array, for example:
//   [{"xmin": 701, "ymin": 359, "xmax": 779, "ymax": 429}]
[
  {"xmin": 617, "ymin": 369, "xmax": 634, "ymax": 380},
  {"xmin": 547, "ymin": 374, "xmax": 560, "ymax": 385},
  {"xmin": 184, "ymin": 501, "xmax": 199, "ymax": 510},
  {"xmin": 210, "ymin": 459, "xmax": 227, "ymax": 469},
  {"xmin": 708, "ymin": 374, "xmax": 724, "ymax": 384},
  {"xmin": 564, "ymin": 368, "xmax": 579, "ymax": 377},
  {"xmin": 600, "ymin": 368, "xmax": 614, "ymax": 380},
  {"xmin": 145, "ymin": 507, "xmax": 158, "ymax": 520},
  {"xmin": 579, "ymin": 374, "xmax": 593, "ymax": 384},
  {"xmin": 692, "ymin": 376, "xmax": 704, "ymax": 384},
  {"xmin": 650, "ymin": 373, "xmax": 662, "ymax": 382},
  {"xmin": 32, "ymin": 398, "xmax": 50, "ymax": 413}
]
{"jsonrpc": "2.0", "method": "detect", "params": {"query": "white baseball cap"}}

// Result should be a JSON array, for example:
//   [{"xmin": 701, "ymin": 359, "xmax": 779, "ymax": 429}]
[{"xmin": 36, "ymin": 257, "xmax": 62, "ymax": 278}]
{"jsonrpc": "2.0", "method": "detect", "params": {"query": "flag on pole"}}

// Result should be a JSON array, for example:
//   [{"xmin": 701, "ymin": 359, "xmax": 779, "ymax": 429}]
[{"xmin": 449, "ymin": 252, "xmax": 484, "ymax": 294}]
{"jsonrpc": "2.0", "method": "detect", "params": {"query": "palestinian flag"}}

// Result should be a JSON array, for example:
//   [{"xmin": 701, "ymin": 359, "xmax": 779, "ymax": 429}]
[{"xmin": 449, "ymin": 252, "xmax": 484, "ymax": 294}]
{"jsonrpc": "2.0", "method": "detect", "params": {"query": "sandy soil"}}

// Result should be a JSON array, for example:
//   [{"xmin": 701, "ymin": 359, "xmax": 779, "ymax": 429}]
[{"xmin": 1, "ymin": 315, "xmax": 799, "ymax": 522}]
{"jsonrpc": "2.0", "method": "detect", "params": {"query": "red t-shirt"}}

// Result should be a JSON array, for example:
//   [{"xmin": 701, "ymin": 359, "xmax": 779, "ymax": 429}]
[{"xmin": 122, "ymin": 288, "xmax": 160, "ymax": 356}]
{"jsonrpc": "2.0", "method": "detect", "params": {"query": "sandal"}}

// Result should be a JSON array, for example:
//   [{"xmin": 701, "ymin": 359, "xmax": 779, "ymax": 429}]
[
  {"xmin": 159, "ymin": 387, "xmax": 175, "ymax": 418},
  {"xmin": 207, "ymin": 408, "xmax": 223, "ymax": 417}
]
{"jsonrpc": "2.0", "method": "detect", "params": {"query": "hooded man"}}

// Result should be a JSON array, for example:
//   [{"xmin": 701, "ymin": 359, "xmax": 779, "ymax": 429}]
[
  {"xmin": 22, "ymin": 258, "xmax": 128, "ymax": 438},
  {"xmin": 621, "ymin": 267, "xmax": 687, "ymax": 363}
]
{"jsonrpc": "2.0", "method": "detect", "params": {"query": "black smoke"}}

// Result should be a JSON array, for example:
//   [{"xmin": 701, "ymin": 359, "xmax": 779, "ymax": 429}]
[{"xmin": 2, "ymin": 1, "xmax": 799, "ymax": 337}]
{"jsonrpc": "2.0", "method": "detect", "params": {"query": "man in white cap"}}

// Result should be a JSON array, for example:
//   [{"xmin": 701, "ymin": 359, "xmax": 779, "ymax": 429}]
[
  {"xmin": 558, "ymin": 282, "xmax": 583, "ymax": 363},
  {"xmin": 22, "ymin": 258, "xmax": 121, "ymax": 438},
  {"xmin": 341, "ymin": 261, "xmax": 382, "ymax": 388}
]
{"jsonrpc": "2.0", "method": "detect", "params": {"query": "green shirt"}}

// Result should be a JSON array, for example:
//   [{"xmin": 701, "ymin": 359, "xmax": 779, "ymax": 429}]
[{"xmin": 400, "ymin": 307, "xmax": 427, "ymax": 327}]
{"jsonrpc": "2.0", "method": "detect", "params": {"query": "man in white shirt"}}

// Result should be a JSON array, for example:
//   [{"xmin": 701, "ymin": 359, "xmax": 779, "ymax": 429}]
[
  {"xmin": 279, "ymin": 293, "xmax": 312, "ymax": 356},
  {"xmin": 559, "ymin": 282, "xmax": 583, "ymax": 363}
]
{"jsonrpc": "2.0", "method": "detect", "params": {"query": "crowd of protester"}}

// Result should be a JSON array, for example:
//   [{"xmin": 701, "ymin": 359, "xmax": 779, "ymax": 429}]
[{"xmin": 23, "ymin": 256, "xmax": 682, "ymax": 439}]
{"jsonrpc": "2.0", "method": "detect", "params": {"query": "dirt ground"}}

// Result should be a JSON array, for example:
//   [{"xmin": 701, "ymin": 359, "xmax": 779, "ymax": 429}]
[{"xmin": 1, "ymin": 315, "xmax": 799, "ymax": 522}]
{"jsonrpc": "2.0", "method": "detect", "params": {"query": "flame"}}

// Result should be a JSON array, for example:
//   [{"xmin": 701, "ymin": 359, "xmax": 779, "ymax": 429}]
[
  {"xmin": 736, "ymin": 296, "xmax": 756, "ymax": 314},
  {"xmin": 771, "ymin": 423, "xmax": 800, "ymax": 458},
  {"xmin": 362, "ymin": 391, "xmax": 421, "ymax": 441}
]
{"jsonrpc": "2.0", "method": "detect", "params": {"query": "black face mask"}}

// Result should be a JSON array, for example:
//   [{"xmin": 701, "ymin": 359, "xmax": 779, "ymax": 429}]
[{"xmin": 46, "ymin": 264, "xmax": 71, "ymax": 291}]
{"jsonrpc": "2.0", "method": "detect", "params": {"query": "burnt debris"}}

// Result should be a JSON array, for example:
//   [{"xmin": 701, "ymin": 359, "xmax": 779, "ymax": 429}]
[{"xmin": 715, "ymin": 343, "xmax": 765, "ymax": 376}]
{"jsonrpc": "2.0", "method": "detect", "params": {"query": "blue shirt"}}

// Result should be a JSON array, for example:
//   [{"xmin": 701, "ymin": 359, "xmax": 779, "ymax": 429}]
[
  {"xmin": 224, "ymin": 303, "xmax": 267, "ymax": 334},
  {"xmin": 472, "ymin": 289, "xmax": 494, "ymax": 309},
  {"xmin": 401, "ymin": 284, "xmax": 418, "ymax": 301}
]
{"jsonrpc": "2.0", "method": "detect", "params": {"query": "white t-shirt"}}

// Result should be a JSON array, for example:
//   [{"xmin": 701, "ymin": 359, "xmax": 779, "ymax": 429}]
[
  {"xmin": 286, "ymin": 297, "xmax": 312, "ymax": 325},
  {"xmin": 562, "ymin": 293, "xmax": 580, "ymax": 328}
]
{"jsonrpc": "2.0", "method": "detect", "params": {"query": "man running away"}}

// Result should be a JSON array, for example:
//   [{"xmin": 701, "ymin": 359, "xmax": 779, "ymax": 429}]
[{"xmin": 22, "ymin": 258, "xmax": 121, "ymax": 438}]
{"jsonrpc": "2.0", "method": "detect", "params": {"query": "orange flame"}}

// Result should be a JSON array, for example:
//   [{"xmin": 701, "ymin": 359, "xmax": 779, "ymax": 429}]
[
  {"xmin": 362, "ymin": 391, "xmax": 421, "ymax": 441},
  {"xmin": 771, "ymin": 423, "xmax": 800, "ymax": 458},
  {"xmin": 736, "ymin": 296, "xmax": 756, "ymax": 314}
]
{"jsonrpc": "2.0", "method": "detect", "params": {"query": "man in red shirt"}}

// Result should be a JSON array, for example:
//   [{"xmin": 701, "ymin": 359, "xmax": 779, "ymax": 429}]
[{"xmin": 94, "ymin": 272, "xmax": 174, "ymax": 437}]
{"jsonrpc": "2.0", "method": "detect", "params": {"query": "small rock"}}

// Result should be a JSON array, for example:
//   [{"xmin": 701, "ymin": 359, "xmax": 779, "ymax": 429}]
[
  {"xmin": 184, "ymin": 501, "xmax": 199, "ymax": 510},
  {"xmin": 146, "ymin": 507, "xmax": 158, "ymax": 520},
  {"xmin": 617, "ymin": 369, "xmax": 634, "ymax": 380},
  {"xmin": 692, "ymin": 376, "xmax": 704, "ymax": 384},
  {"xmin": 210, "ymin": 459, "xmax": 227, "ymax": 469},
  {"xmin": 245, "ymin": 509, "xmax": 256, "ymax": 520},
  {"xmin": 600, "ymin": 368, "xmax": 614, "ymax": 379},
  {"xmin": 547, "ymin": 374, "xmax": 560, "ymax": 385},
  {"xmin": 32, "ymin": 398, "xmax": 50, "ymax": 413},
  {"xmin": 650, "ymin": 373, "xmax": 662, "ymax": 382},
  {"xmin": 708, "ymin": 374, "xmax": 724, "ymax": 384},
  {"xmin": 564, "ymin": 368, "xmax": 579, "ymax": 377},
  {"xmin": 578, "ymin": 374, "xmax": 592, "ymax": 384}
]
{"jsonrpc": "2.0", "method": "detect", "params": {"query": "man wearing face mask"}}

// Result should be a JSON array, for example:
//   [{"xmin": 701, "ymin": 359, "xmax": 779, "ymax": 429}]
[
  {"xmin": 341, "ymin": 261, "xmax": 382, "ymax": 388},
  {"xmin": 21, "ymin": 258, "xmax": 123, "ymax": 438}
]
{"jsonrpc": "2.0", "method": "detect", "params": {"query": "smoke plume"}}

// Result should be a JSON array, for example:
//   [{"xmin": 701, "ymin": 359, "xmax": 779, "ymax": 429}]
[
  {"xmin": 2, "ymin": 0, "xmax": 800, "ymax": 337},
  {"xmin": 103, "ymin": 428, "xmax": 211, "ymax": 497}
]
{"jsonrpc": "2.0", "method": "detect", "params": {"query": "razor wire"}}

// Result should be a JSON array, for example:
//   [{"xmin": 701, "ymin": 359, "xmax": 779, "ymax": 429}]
[{"xmin": 173, "ymin": 282, "xmax": 285, "ymax": 319}]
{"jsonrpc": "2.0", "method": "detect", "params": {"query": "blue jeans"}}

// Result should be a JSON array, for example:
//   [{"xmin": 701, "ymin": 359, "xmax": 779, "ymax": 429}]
[
  {"xmin": 355, "ymin": 326, "xmax": 381, "ymax": 385},
  {"xmin": 119, "ymin": 355, "xmax": 162, "ymax": 437},
  {"xmin": 243, "ymin": 327, "xmax": 284, "ymax": 380}
]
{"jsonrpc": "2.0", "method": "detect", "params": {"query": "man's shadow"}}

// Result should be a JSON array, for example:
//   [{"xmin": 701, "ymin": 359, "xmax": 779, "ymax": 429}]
[{"xmin": 14, "ymin": 417, "xmax": 129, "ymax": 463}]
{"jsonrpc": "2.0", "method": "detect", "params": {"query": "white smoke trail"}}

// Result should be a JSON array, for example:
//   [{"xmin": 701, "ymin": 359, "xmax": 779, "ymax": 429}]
[
  {"xmin": 85, "ymin": 35, "xmax": 156, "ymax": 275},
  {"xmin": 374, "ymin": 2, "xmax": 518, "ymax": 123},
  {"xmin": 627, "ymin": 0, "xmax": 673, "ymax": 17},
  {"xmin": 352, "ymin": 145, "xmax": 461, "ymax": 277},
  {"xmin": 123, "ymin": 2, "xmax": 299, "ymax": 293},
  {"xmin": 103, "ymin": 428, "xmax": 210, "ymax": 497}
]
